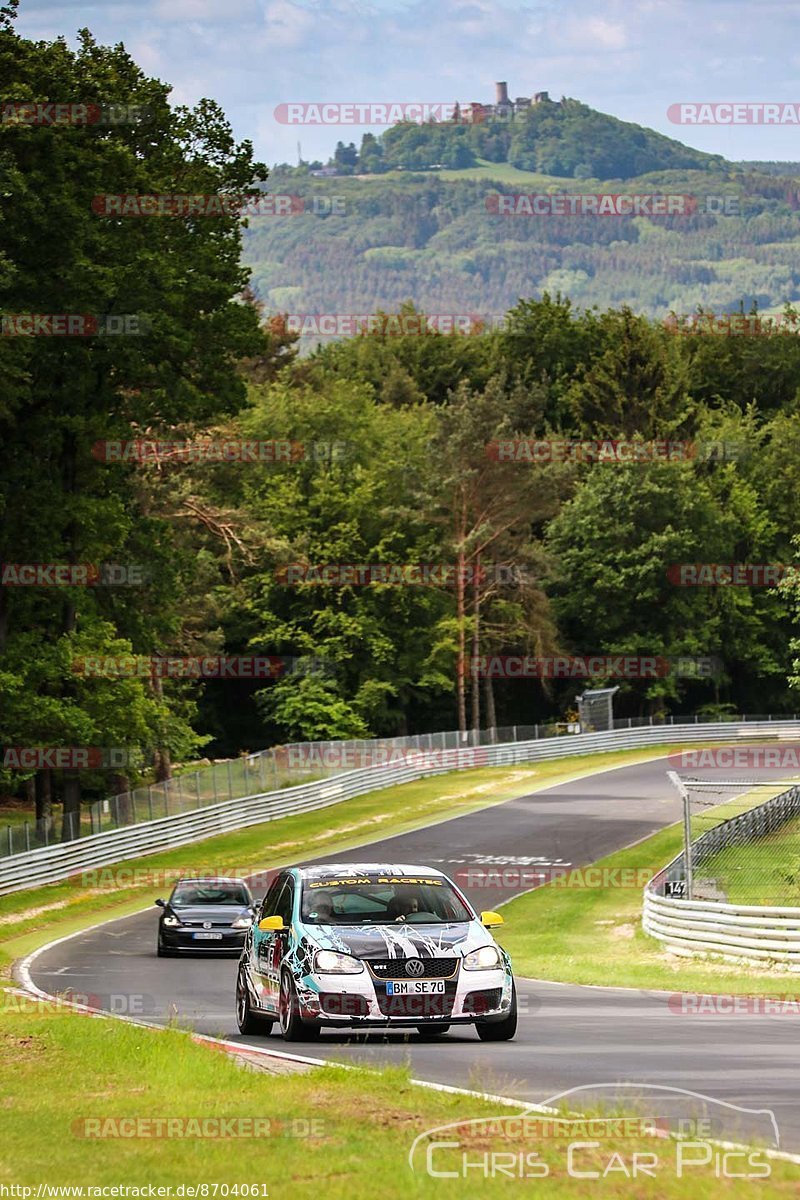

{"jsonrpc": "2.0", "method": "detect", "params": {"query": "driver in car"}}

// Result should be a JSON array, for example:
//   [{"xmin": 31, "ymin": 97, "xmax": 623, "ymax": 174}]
[{"xmin": 387, "ymin": 895, "xmax": 420, "ymax": 921}]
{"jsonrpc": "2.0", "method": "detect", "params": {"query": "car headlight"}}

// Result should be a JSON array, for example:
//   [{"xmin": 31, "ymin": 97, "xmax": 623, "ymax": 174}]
[
  {"xmin": 162, "ymin": 915, "xmax": 181, "ymax": 928},
  {"xmin": 463, "ymin": 944, "xmax": 501, "ymax": 971},
  {"xmin": 314, "ymin": 950, "xmax": 364, "ymax": 974},
  {"xmin": 232, "ymin": 915, "xmax": 254, "ymax": 929}
]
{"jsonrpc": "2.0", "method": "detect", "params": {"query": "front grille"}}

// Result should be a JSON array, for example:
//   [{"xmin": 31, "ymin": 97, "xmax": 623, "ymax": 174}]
[
  {"xmin": 463, "ymin": 988, "xmax": 503, "ymax": 1014},
  {"xmin": 367, "ymin": 957, "xmax": 458, "ymax": 980},
  {"xmin": 180, "ymin": 921, "xmax": 234, "ymax": 928},
  {"xmin": 376, "ymin": 988, "xmax": 456, "ymax": 1019}
]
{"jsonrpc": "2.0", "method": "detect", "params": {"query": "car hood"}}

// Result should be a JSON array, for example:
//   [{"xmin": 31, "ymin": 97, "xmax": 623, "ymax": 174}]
[
  {"xmin": 168, "ymin": 905, "xmax": 251, "ymax": 923},
  {"xmin": 303, "ymin": 921, "xmax": 485, "ymax": 958}
]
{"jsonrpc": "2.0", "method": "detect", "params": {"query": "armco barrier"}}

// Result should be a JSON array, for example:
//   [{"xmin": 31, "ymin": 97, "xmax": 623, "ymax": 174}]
[
  {"xmin": 644, "ymin": 781, "xmax": 800, "ymax": 966},
  {"xmin": 3, "ymin": 719, "xmax": 800, "ymax": 896}
]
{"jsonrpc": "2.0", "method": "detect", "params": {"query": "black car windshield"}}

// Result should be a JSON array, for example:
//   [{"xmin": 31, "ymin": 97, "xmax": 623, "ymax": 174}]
[
  {"xmin": 300, "ymin": 875, "xmax": 472, "ymax": 924},
  {"xmin": 171, "ymin": 883, "xmax": 250, "ymax": 907}
]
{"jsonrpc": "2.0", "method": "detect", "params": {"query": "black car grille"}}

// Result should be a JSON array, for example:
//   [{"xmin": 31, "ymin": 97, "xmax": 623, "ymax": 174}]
[
  {"xmin": 463, "ymin": 988, "xmax": 503, "ymax": 1014},
  {"xmin": 376, "ymin": 986, "xmax": 456, "ymax": 1019},
  {"xmin": 178, "ymin": 920, "xmax": 235, "ymax": 928},
  {"xmin": 367, "ymin": 957, "xmax": 458, "ymax": 980}
]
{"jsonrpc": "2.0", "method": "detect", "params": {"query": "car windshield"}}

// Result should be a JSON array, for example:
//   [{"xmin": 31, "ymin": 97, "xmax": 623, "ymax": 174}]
[
  {"xmin": 300, "ymin": 875, "xmax": 472, "ymax": 924},
  {"xmin": 171, "ymin": 883, "xmax": 250, "ymax": 907}
]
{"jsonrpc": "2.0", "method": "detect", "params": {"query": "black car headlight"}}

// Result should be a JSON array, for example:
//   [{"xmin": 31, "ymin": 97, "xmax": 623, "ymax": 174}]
[{"xmin": 314, "ymin": 950, "xmax": 364, "ymax": 975}]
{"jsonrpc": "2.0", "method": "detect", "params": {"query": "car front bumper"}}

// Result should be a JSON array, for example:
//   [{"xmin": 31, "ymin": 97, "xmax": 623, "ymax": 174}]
[
  {"xmin": 160, "ymin": 927, "xmax": 248, "ymax": 953},
  {"xmin": 299, "ymin": 965, "xmax": 513, "ymax": 1026}
]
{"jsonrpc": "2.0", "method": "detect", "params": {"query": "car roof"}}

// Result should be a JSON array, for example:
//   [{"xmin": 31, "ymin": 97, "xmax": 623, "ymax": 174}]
[
  {"xmin": 172, "ymin": 877, "xmax": 249, "ymax": 886},
  {"xmin": 294, "ymin": 863, "xmax": 447, "ymax": 881}
]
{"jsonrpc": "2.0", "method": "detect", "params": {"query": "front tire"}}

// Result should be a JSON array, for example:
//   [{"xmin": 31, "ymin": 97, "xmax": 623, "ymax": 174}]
[
  {"xmin": 236, "ymin": 966, "xmax": 274, "ymax": 1036},
  {"xmin": 278, "ymin": 969, "xmax": 320, "ymax": 1042},
  {"xmin": 475, "ymin": 982, "xmax": 518, "ymax": 1042}
]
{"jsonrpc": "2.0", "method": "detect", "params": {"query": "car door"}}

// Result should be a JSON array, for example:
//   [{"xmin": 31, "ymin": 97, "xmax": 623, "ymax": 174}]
[{"xmin": 256, "ymin": 873, "xmax": 294, "ymax": 1011}]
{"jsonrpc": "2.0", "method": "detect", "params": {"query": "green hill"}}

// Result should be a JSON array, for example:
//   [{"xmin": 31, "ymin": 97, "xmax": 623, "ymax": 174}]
[
  {"xmin": 317, "ymin": 97, "xmax": 727, "ymax": 179},
  {"xmin": 243, "ymin": 162, "xmax": 800, "ymax": 337}
]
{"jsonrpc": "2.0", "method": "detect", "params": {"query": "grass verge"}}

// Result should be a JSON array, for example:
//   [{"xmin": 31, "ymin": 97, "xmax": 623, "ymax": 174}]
[
  {"xmin": 1, "ymin": 1005, "xmax": 797, "ymax": 1194},
  {"xmin": 700, "ymin": 815, "xmax": 800, "ymax": 906},
  {"xmin": 500, "ymin": 817, "xmax": 800, "ymax": 993}
]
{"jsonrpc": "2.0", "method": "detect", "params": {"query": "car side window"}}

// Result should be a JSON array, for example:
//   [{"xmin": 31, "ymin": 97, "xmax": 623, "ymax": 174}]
[
  {"xmin": 275, "ymin": 878, "xmax": 295, "ymax": 926},
  {"xmin": 262, "ymin": 874, "xmax": 286, "ymax": 918}
]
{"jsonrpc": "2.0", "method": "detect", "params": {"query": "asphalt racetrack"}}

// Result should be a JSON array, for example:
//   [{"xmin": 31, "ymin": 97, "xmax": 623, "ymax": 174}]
[{"xmin": 25, "ymin": 753, "xmax": 800, "ymax": 1152}]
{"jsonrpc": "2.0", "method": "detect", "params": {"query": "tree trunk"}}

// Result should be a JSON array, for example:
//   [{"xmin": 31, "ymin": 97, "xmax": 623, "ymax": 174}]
[
  {"xmin": 61, "ymin": 775, "xmax": 81, "ymax": 842},
  {"xmin": 483, "ymin": 674, "xmax": 497, "ymax": 739},
  {"xmin": 151, "ymin": 674, "xmax": 173, "ymax": 781},
  {"xmin": 0, "ymin": 583, "xmax": 7, "ymax": 653},
  {"xmin": 471, "ymin": 564, "xmax": 481, "ymax": 734},
  {"xmin": 455, "ymin": 536, "xmax": 467, "ymax": 735},
  {"xmin": 35, "ymin": 769, "xmax": 53, "ymax": 842}
]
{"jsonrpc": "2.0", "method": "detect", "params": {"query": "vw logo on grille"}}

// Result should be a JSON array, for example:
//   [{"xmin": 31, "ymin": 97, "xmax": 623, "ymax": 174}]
[
  {"xmin": 203, "ymin": 922, "xmax": 212, "ymax": 929},
  {"xmin": 405, "ymin": 959, "xmax": 425, "ymax": 977}
]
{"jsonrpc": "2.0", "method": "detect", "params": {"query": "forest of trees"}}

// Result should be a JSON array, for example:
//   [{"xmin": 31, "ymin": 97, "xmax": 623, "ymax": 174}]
[
  {"xmin": 3, "ymin": 9, "xmax": 800, "ymax": 839},
  {"xmin": 246, "ymin": 170, "xmax": 800, "ymax": 327}
]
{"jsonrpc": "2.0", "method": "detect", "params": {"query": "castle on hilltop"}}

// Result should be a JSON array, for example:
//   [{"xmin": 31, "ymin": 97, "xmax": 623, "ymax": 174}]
[{"xmin": 456, "ymin": 82, "xmax": 553, "ymax": 124}]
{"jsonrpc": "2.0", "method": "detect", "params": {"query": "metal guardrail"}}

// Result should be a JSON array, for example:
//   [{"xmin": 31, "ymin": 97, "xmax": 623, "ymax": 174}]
[
  {"xmin": 4, "ymin": 712, "xmax": 797, "ymax": 858},
  {"xmin": 3, "ymin": 718, "xmax": 800, "ymax": 897},
  {"xmin": 644, "ymin": 782, "xmax": 800, "ymax": 964}
]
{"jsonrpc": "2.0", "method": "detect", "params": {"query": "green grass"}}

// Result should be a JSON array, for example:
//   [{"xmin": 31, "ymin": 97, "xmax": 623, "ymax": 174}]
[
  {"xmin": 358, "ymin": 161, "xmax": 574, "ymax": 185},
  {"xmin": 1, "ymin": 1006, "xmax": 797, "ymax": 1194},
  {"xmin": 700, "ymin": 815, "xmax": 800, "ymax": 906},
  {"xmin": 500, "ymin": 816, "xmax": 800, "ymax": 993}
]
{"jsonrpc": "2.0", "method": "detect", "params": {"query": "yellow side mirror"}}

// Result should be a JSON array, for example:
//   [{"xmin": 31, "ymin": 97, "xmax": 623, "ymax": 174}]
[
  {"xmin": 480, "ymin": 910, "xmax": 504, "ymax": 928},
  {"xmin": 258, "ymin": 915, "xmax": 285, "ymax": 932}
]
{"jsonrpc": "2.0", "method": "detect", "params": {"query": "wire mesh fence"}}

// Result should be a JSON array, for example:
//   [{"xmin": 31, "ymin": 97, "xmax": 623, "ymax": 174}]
[
  {"xmin": 2, "ymin": 712, "xmax": 798, "ymax": 859},
  {"xmin": 666, "ymin": 778, "xmax": 800, "ymax": 905}
]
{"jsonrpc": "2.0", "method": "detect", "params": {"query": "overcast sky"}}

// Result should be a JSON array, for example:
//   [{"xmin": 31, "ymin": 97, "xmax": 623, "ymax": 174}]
[{"xmin": 15, "ymin": 0, "xmax": 800, "ymax": 166}]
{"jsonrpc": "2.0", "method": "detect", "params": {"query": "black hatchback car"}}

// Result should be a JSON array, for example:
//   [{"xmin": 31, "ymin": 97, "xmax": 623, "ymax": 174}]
[{"xmin": 155, "ymin": 877, "xmax": 256, "ymax": 956}]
